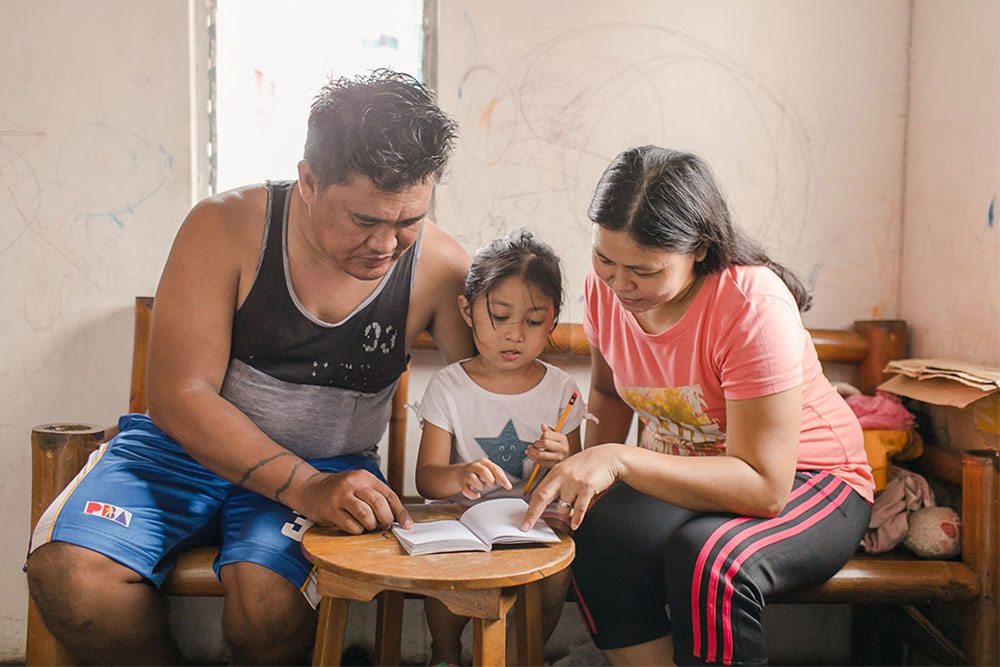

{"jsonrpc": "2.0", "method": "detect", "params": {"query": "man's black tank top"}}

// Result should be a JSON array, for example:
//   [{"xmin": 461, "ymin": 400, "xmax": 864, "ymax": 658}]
[{"xmin": 229, "ymin": 180, "xmax": 416, "ymax": 393}]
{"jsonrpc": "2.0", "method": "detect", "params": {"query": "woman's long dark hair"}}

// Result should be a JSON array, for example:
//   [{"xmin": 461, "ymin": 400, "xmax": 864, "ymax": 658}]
[{"xmin": 588, "ymin": 146, "xmax": 811, "ymax": 311}]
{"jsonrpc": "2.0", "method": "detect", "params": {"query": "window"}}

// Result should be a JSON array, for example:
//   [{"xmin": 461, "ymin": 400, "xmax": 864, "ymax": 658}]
[{"xmin": 213, "ymin": 0, "xmax": 425, "ymax": 193}]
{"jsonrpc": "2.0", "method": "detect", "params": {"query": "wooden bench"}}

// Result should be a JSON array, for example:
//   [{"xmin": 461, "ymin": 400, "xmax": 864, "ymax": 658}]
[{"xmin": 27, "ymin": 299, "xmax": 998, "ymax": 665}]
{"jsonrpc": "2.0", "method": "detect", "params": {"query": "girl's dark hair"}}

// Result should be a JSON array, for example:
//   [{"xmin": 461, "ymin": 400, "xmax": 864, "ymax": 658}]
[
  {"xmin": 464, "ymin": 229, "xmax": 564, "ymax": 328},
  {"xmin": 304, "ymin": 69, "xmax": 458, "ymax": 192},
  {"xmin": 587, "ymin": 146, "xmax": 812, "ymax": 311}
]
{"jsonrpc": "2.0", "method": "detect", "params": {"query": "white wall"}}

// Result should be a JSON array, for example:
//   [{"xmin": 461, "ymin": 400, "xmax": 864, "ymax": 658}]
[
  {"xmin": 1, "ymin": 0, "xmax": 997, "ymax": 660},
  {"xmin": 434, "ymin": 0, "xmax": 912, "ymax": 328},
  {"xmin": 0, "ymin": 0, "xmax": 199, "ymax": 659},
  {"xmin": 901, "ymin": 0, "xmax": 1000, "ymax": 366}
]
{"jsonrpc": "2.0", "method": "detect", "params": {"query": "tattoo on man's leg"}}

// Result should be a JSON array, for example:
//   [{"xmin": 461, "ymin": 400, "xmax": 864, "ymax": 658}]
[
  {"xmin": 274, "ymin": 461, "xmax": 305, "ymax": 503},
  {"xmin": 237, "ymin": 452, "xmax": 292, "ymax": 487}
]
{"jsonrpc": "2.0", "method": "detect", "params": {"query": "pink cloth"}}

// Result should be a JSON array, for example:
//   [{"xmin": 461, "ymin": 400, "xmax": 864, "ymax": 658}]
[
  {"xmin": 845, "ymin": 391, "xmax": 915, "ymax": 431},
  {"xmin": 861, "ymin": 467, "xmax": 936, "ymax": 554},
  {"xmin": 583, "ymin": 266, "xmax": 875, "ymax": 502}
]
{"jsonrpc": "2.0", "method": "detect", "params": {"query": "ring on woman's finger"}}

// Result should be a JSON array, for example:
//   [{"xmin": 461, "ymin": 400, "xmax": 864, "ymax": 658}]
[{"xmin": 556, "ymin": 499, "xmax": 573, "ymax": 510}]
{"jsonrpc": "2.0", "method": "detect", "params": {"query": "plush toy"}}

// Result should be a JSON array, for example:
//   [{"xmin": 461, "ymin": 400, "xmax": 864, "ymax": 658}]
[{"xmin": 903, "ymin": 506, "xmax": 962, "ymax": 558}]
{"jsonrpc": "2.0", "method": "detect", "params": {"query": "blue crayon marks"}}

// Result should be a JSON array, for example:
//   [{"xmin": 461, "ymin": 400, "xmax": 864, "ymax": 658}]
[
  {"xmin": 989, "ymin": 197, "xmax": 995, "ymax": 229},
  {"xmin": 808, "ymin": 263, "xmax": 824, "ymax": 290}
]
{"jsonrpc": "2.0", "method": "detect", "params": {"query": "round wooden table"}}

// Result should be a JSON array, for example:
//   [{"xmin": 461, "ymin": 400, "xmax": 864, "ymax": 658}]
[{"xmin": 301, "ymin": 503, "xmax": 575, "ymax": 667}]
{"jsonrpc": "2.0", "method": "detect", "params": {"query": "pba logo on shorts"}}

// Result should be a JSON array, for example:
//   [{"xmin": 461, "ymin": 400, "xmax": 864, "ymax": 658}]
[{"xmin": 83, "ymin": 501, "xmax": 132, "ymax": 528}]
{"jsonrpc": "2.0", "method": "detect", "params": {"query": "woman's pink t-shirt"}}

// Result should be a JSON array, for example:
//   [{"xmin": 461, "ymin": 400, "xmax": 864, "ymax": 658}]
[{"xmin": 583, "ymin": 265, "xmax": 875, "ymax": 503}]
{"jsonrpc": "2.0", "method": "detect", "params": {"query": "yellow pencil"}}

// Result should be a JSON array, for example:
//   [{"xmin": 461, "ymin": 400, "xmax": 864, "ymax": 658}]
[{"xmin": 523, "ymin": 392, "xmax": 578, "ymax": 495}]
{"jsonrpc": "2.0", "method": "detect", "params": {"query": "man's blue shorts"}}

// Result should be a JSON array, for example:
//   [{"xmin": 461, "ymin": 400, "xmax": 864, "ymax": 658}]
[{"xmin": 28, "ymin": 413, "xmax": 384, "ymax": 608}]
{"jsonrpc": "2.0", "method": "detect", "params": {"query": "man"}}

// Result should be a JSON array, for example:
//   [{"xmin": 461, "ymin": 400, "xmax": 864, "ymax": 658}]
[{"xmin": 26, "ymin": 70, "xmax": 474, "ymax": 665}]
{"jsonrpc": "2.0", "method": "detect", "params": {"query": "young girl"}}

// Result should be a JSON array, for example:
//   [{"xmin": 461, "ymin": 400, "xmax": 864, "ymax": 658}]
[{"xmin": 415, "ymin": 229, "xmax": 585, "ymax": 666}]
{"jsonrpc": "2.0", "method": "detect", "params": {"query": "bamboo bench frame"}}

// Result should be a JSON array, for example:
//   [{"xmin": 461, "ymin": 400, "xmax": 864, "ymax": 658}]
[{"xmin": 27, "ymin": 299, "xmax": 998, "ymax": 665}]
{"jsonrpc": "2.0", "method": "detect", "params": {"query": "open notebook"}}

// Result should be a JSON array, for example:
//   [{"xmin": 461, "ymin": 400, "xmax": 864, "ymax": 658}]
[{"xmin": 391, "ymin": 497, "xmax": 560, "ymax": 555}]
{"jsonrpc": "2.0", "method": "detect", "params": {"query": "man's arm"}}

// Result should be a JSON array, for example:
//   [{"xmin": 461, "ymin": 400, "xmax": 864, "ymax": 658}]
[
  {"xmin": 413, "ymin": 221, "xmax": 476, "ymax": 363},
  {"xmin": 146, "ymin": 194, "xmax": 410, "ymax": 533}
]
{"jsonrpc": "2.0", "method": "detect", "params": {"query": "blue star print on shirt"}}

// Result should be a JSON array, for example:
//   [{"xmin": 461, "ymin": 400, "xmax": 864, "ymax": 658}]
[{"xmin": 475, "ymin": 420, "xmax": 531, "ymax": 480}]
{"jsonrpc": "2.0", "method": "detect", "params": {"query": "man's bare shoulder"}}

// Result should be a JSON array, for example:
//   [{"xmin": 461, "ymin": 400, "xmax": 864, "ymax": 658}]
[
  {"xmin": 159, "ymin": 184, "xmax": 272, "ymax": 306},
  {"xmin": 408, "ymin": 220, "xmax": 475, "ymax": 360},
  {"xmin": 182, "ymin": 185, "xmax": 268, "ymax": 239},
  {"xmin": 416, "ymin": 220, "xmax": 470, "ymax": 280},
  {"xmin": 170, "ymin": 185, "xmax": 269, "ymax": 268}
]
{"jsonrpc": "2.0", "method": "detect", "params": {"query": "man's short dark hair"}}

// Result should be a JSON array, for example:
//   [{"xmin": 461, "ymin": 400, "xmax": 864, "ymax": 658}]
[{"xmin": 303, "ymin": 69, "xmax": 458, "ymax": 192}]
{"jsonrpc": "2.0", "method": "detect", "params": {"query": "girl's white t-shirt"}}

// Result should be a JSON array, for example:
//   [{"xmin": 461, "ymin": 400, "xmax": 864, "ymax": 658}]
[{"xmin": 416, "ymin": 359, "xmax": 585, "ymax": 499}]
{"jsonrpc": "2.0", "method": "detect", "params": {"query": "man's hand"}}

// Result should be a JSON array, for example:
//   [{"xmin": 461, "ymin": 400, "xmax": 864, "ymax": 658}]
[
  {"xmin": 296, "ymin": 469, "xmax": 413, "ymax": 534},
  {"xmin": 457, "ymin": 458, "xmax": 512, "ymax": 500}
]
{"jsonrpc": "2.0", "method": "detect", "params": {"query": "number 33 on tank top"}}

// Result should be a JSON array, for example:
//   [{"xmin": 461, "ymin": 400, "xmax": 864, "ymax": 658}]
[{"xmin": 363, "ymin": 321, "xmax": 398, "ymax": 354}]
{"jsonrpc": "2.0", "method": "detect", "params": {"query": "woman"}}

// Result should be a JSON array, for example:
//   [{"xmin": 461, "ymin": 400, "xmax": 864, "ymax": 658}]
[{"xmin": 521, "ymin": 146, "xmax": 874, "ymax": 665}]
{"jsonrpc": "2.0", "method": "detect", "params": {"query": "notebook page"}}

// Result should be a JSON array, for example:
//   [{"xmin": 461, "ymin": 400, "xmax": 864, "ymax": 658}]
[
  {"xmin": 390, "ymin": 519, "xmax": 487, "ymax": 555},
  {"xmin": 460, "ymin": 497, "xmax": 559, "ymax": 546}
]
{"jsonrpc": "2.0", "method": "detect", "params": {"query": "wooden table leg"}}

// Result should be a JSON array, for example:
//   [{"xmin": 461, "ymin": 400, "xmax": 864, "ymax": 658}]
[
  {"xmin": 515, "ymin": 581, "xmax": 545, "ymax": 666},
  {"xmin": 473, "ymin": 615, "xmax": 507, "ymax": 667},
  {"xmin": 313, "ymin": 597, "xmax": 350, "ymax": 667},
  {"xmin": 375, "ymin": 590, "xmax": 404, "ymax": 667}
]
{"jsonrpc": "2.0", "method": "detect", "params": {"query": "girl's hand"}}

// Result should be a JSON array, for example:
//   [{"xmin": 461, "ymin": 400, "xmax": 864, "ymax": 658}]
[
  {"xmin": 521, "ymin": 444, "xmax": 625, "ymax": 531},
  {"xmin": 525, "ymin": 425, "xmax": 572, "ymax": 468},
  {"xmin": 457, "ymin": 458, "xmax": 512, "ymax": 500}
]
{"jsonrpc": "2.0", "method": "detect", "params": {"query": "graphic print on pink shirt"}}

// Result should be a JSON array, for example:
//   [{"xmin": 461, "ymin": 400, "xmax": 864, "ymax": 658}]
[{"xmin": 620, "ymin": 385, "xmax": 725, "ymax": 456}]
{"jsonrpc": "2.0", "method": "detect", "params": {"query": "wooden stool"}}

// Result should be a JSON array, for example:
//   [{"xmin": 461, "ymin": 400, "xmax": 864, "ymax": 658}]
[{"xmin": 301, "ymin": 504, "xmax": 575, "ymax": 667}]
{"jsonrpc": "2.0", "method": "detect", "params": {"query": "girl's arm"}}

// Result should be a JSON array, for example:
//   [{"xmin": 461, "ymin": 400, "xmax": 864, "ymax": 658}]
[
  {"xmin": 523, "ymin": 378, "xmax": 802, "ymax": 531},
  {"xmin": 415, "ymin": 421, "xmax": 512, "ymax": 500}
]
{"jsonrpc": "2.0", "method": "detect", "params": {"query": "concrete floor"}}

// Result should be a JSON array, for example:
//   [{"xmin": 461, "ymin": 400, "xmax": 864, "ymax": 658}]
[
  {"xmin": 167, "ymin": 596, "xmax": 853, "ymax": 665},
  {"xmin": 168, "ymin": 595, "xmax": 595, "ymax": 665}
]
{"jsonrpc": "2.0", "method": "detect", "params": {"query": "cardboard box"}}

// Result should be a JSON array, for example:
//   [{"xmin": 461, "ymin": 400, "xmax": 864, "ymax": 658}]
[
  {"xmin": 922, "ymin": 394, "xmax": 1000, "ymax": 452},
  {"xmin": 878, "ymin": 362, "xmax": 1000, "ymax": 453}
]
